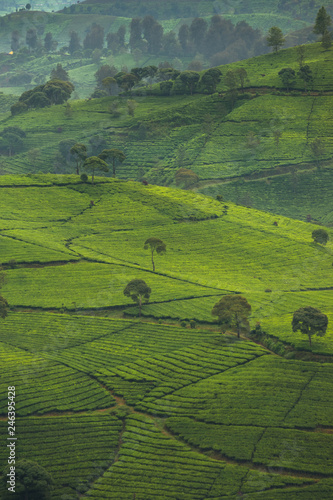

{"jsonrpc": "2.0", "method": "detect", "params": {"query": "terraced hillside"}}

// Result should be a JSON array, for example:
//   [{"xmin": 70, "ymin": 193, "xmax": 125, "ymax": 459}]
[
  {"xmin": 0, "ymin": 176, "xmax": 332, "ymax": 499},
  {"xmin": 0, "ymin": 43, "xmax": 332, "ymax": 225}
]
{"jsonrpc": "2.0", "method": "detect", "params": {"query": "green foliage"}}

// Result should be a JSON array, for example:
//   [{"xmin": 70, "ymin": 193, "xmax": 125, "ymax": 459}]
[
  {"xmin": 313, "ymin": 6, "xmax": 332, "ymax": 37},
  {"xmin": 1, "ymin": 460, "xmax": 54, "ymax": 499},
  {"xmin": 98, "ymin": 148, "xmax": 125, "ymax": 177},
  {"xmin": 292, "ymin": 306, "xmax": 328, "ymax": 346},
  {"xmin": 312, "ymin": 228, "xmax": 329, "ymax": 245},
  {"xmin": 278, "ymin": 67, "xmax": 296, "ymax": 91},
  {"xmin": 175, "ymin": 167, "xmax": 199, "ymax": 187},
  {"xmin": 83, "ymin": 155, "xmax": 108, "ymax": 183},
  {"xmin": 266, "ymin": 26, "xmax": 285, "ymax": 53},
  {"xmin": 123, "ymin": 278, "xmax": 151, "ymax": 315},
  {"xmin": 212, "ymin": 294, "xmax": 252, "ymax": 337},
  {"xmin": 144, "ymin": 237, "xmax": 166, "ymax": 272}
]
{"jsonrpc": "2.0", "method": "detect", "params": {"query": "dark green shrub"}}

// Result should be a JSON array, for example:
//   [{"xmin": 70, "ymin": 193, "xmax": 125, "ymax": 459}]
[{"xmin": 80, "ymin": 173, "xmax": 88, "ymax": 182}]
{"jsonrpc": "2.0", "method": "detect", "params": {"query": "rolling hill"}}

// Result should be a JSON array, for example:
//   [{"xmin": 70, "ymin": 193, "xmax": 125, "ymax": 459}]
[
  {"xmin": 0, "ymin": 42, "xmax": 332, "ymax": 226},
  {"xmin": 0, "ymin": 175, "xmax": 332, "ymax": 498}
]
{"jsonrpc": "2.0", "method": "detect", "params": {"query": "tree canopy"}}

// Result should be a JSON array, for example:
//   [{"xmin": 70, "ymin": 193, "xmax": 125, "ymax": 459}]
[
  {"xmin": 1, "ymin": 459, "xmax": 54, "ymax": 499},
  {"xmin": 123, "ymin": 279, "xmax": 151, "ymax": 316},
  {"xmin": 98, "ymin": 148, "xmax": 126, "ymax": 177},
  {"xmin": 15, "ymin": 80, "xmax": 74, "ymax": 113},
  {"xmin": 266, "ymin": 26, "xmax": 285, "ymax": 53},
  {"xmin": 313, "ymin": 6, "xmax": 331, "ymax": 37},
  {"xmin": 312, "ymin": 228, "xmax": 329, "ymax": 245},
  {"xmin": 70, "ymin": 143, "xmax": 87, "ymax": 175},
  {"xmin": 278, "ymin": 67, "xmax": 296, "ymax": 91},
  {"xmin": 212, "ymin": 295, "xmax": 251, "ymax": 337},
  {"xmin": 175, "ymin": 168, "xmax": 199, "ymax": 188},
  {"xmin": 83, "ymin": 156, "xmax": 108, "ymax": 183},
  {"xmin": 292, "ymin": 306, "xmax": 328, "ymax": 346},
  {"xmin": 144, "ymin": 237, "xmax": 166, "ymax": 272}
]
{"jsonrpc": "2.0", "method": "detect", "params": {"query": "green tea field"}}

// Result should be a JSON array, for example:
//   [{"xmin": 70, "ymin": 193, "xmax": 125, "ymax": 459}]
[{"xmin": 0, "ymin": 176, "xmax": 332, "ymax": 499}]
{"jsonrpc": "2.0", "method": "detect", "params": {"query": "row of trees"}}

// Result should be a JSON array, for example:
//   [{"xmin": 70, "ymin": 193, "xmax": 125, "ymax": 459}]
[
  {"xmin": 123, "ymin": 274, "xmax": 329, "ymax": 347},
  {"xmin": 68, "ymin": 142, "xmax": 126, "ymax": 182},
  {"xmin": 11, "ymin": 79, "xmax": 74, "ymax": 115}
]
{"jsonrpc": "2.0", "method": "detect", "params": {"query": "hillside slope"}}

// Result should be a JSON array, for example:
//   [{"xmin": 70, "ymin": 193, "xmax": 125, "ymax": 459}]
[
  {"xmin": 0, "ymin": 43, "xmax": 332, "ymax": 224},
  {"xmin": 0, "ymin": 176, "xmax": 332, "ymax": 499}
]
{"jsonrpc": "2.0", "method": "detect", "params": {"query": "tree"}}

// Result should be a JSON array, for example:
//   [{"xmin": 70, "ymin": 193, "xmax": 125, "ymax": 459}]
[
  {"xmin": 95, "ymin": 65, "xmax": 118, "ymax": 88},
  {"xmin": 98, "ymin": 148, "xmax": 126, "ymax": 177},
  {"xmin": 144, "ymin": 237, "xmax": 166, "ymax": 272},
  {"xmin": 83, "ymin": 24, "xmax": 104, "ymax": 50},
  {"xmin": 11, "ymin": 30, "xmax": 20, "ymax": 52},
  {"xmin": 292, "ymin": 306, "xmax": 328, "ymax": 346},
  {"xmin": 225, "ymin": 69, "xmax": 238, "ymax": 109},
  {"xmin": 68, "ymin": 31, "xmax": 81, "ymax": 54},
  {"xmin": 312, "ymin": 228, "xmax": 329, "ymax": 245},
  {"xmin": 123, "ymin": 279, "xmax": 151, "ymax": 317},
  {"xmin": 1, "ymin": 459, "xmax": 54, "ymax": 499},
  {"xmin": 321, "ymin": 30, "xmax": 332, "ymax": 49},
  {"xmin": 266, "ymin": 26, "xmax": 285, "ymax": 53},
  {"xmin": 26, "ymin": 28, "xmax": 38, "ymax": 51},
  {"xmin": 70, "ymin": 143, "xmax": 87, "ymax": 175},
  {"xmin": 50, "ymin": 63, "xmax": 69, "ymax": 82},
  {"xmin": 212, "ymin": 295, "xmax": 251, "ymax": 338},
  {"xmin": 298, "ymin": 65, "xmax": 313, "ymax": 91},
  {"xmin": 175, "ymin": 168, "xmax": 199, "ymax": 188},
  {"xmin": 189, "ymin": 17, "xmax": 208, "ymax": 52},
  {"xmin": 235, "ymin": 67, "xmax": 248, "ymax": 91},
  {"xmin": 83, "ymin": 156, "xmax": 108, "ymax": 183},
  {"xmin": 43, "ymin": 80, "xmax": 74, "ymax": 105},
  {"xmin": 278, "ymin": 67, "xmax": 296, "ymax": 91},
  {"xmin": 200, "ymin": 68, "xmax": 222, "ymax": 93},
  {"xmin": 102, "ymin": 76, "xmax": 117, "ymax": 96},
  {"xmin": 313, "ymin": 6, "xmax": 331, "ymax": 37},
  {"xmin": 44, "ymin": 32, "xmax": 57, "ymax": 52},
  {"xmin": 129, "ymin": 18, "xmax": 142, "ymax": 51},
  {"xmin": 296, "ymin": 45, "xmax": 306, "ymax": 68},
  {"xmin": 178, "ymin": 71, "xmax": 200, "ymax": 95}
]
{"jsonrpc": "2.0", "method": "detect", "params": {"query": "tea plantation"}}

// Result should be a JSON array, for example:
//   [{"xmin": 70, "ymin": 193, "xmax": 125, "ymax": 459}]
[
  {"xmin": 0, "ymin": 42, "xmax": 332, "ymax": 226},
  {"xmin": 0, "ymin": 176, "xmax": 332, "ymax": 499}
]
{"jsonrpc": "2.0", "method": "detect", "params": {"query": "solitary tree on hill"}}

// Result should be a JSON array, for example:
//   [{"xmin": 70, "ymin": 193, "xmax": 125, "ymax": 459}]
[
  {"xmin": 83, "ymin": 156, "xmax": 108, "ymax": 183},
  {"xmin": 123, "ymin": 279, "xmax": 151, "ymax": 316},
  {"xmin": 292, "ymin": 306, "xmax": 328, "ymax": 346},
  {"xmin": 313, "ymin": 6, "xmax": 331, "ymax": 38},
  {"xmin": 144, "ymin": 237, "xmax": 166, "ymax": 272},
  {"xmin": 212, "ymin": 295, "xmax": 252, "ymax": 337},
  {"xmin": 312, "ymin": 228, "xmax": 329, "ymax": 245},
  {"xmin": 266, "ymin": 26, "xmax": 285, "ymax": 53},
  {"xmin": 278, "ymin": 67, "xmax": 296, "ymax": 91}
]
